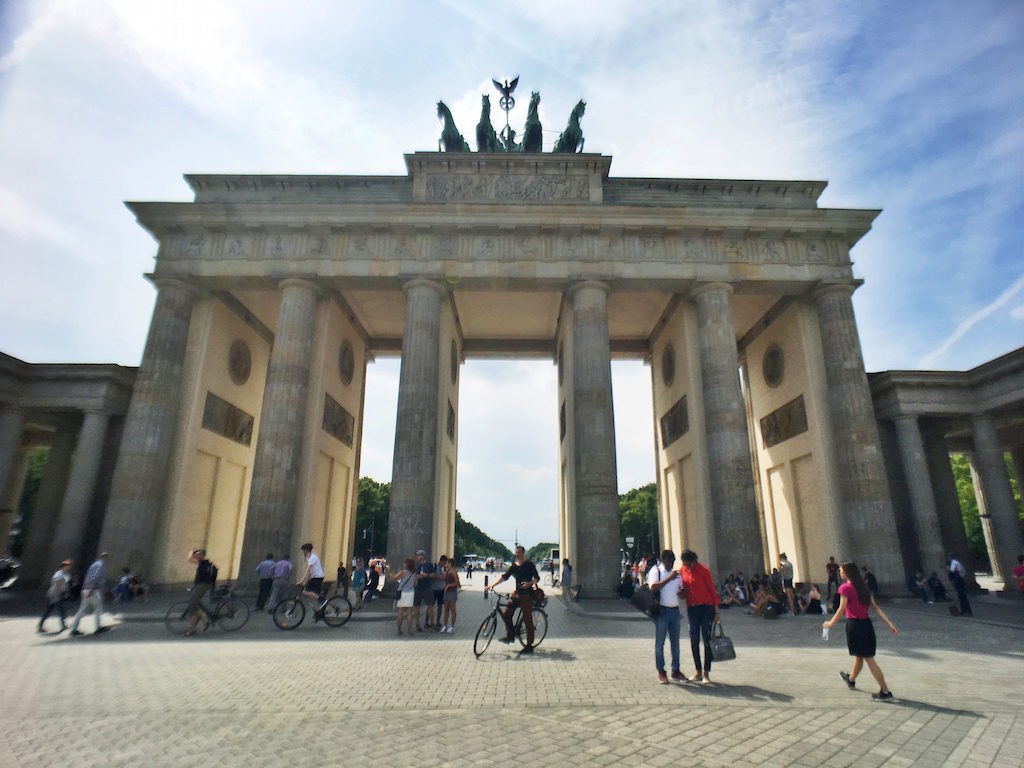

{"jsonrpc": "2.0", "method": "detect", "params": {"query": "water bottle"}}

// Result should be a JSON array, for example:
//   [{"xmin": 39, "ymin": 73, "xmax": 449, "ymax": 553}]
[{"xmin": 822, "ymin": 626, "xmax": 830, "ymax": 641}]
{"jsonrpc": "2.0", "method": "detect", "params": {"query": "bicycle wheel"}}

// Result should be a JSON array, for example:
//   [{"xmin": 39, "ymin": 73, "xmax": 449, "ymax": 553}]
[
  {"xmin": 214, "ymin": 599, "xmax": 250, "ymax": 632},
  {"xmin": 517, "ymin": 608, "xmax": 548, "ymax": 647},
  {"xmin": 272, "ymin": 598, "xmax": 305, "ymax": 630},
  {"xmin": 473, "ymin": 613, "xmax": 498, "ymax": 657},
  {"xmin": 164, "ymin": 601, "xmax": 193, "ymax": 635},
  {"xmin": 321, "ymin": 595, "xmax": 352, "ymax": 627}
]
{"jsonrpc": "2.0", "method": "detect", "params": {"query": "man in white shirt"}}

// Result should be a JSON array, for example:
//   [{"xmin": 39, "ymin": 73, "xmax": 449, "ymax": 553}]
[
  {"xmin": 648, "ymin": 549, "xmax": 686, "ymax": 684},
  {"xmin": 946, "ymin": 553, "xmax": 973, "ymax": 617},
  {"xmin": 39, "ymin": 559, "xmax": 72, "ymax": 633},
  {"xmin": 298, "ymin": 543, "xmax": 325, "ymax": 619}
]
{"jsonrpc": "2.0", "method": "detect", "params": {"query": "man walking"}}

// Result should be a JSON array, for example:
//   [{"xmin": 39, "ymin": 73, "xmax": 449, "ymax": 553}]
[
  {"xmin": 947, "ymin": 553, "xmax": 973, "ymax": 617},
  {"xmin": 39, "ymin": 559, "xmax": 72, "ymax": 633},
  {"xmin": 779, "ymin": 553, "xmax": 796, "ymax": 615},
  {"xmin": 484, "ymin": 545, "xmax": 540, "ymax": 654},
  {"xmin": 266, "ymin": 554, "xmax": 292, "ymax": 613},
  {"xmin": 826, "ymin": 556, "xmax": 840, "ymax": 600},
  {"xmin": 648, "ymin": 549, "xmax": 685, "ymax": 684},
  {"xmin": 254, "ymin": 553, "xmax": 275, "ymax": 612},
  {"xmin": 70, "ymin": 552, "xmax": 111, "ymax": 636}
]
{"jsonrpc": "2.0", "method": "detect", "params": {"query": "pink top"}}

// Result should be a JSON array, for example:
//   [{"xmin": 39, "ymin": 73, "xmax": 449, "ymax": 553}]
[{"xmin": 839, "ymin": 581, "xmax": 869, "ymax": 620}]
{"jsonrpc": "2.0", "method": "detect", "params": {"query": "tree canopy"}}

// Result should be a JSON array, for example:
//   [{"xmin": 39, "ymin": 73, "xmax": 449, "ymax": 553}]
[{"xmin": 619, "ymin": 482, "xmax": 658, "ymax": 559}]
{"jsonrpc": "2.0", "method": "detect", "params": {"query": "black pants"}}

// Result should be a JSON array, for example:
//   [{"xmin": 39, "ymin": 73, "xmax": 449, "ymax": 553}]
[
  {"xmin": 256, "ymin": 578, "xmax": 273, "ymax": 611},
  {"xmin": 951, "ymin": 573, "xmax": 972, "ymax": 615},
  {"xmin": 39, "ymin": 599, "xmax": 66, "ymax": 630},
  {"xmin": 687, "ymin": 604, "xmax": 715, "ymax": 674}
]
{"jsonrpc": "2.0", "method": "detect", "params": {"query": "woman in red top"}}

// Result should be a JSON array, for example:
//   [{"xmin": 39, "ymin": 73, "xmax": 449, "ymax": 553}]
[
  {"xmin": 678, "ymin": 549, "xmax": 720, "ymax": 683},
  {"xmin": 823, "ymin": 561, "xmax": 898, "ymax": 700}
]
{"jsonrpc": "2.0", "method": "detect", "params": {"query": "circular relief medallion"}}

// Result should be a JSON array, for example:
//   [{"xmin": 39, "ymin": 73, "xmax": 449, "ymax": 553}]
[
  {"xmin": 557, "ymin": 342, "xmax": 564, "ymax": 386},
  {"xmin": 338, "ymin": 340, "xmax": 355, "ymax": 386},
  {"xmin": 450, "ymin": 340, "xmax": 459, "ymax": 385},
  {"xmin": 662, "ymin": 345, "xmax": 675, "ymax": 388},
  {"xmin": 763, "ymin": 344, "xmax": 784, "ymax": 388},
  {"xmin": 228, "ymin": 340, "xmax": 251, "ymax": 386}
]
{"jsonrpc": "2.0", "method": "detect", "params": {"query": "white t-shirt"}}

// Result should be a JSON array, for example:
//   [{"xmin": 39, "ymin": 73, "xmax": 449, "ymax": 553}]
[
  {"xmin": 307, "ymin": 553, "xmax": 324, "ymax": 579},
  {"xmin": 647, "ymin": 565, "xmax": 681, "ymax": 608},
  {"xmin": 47, "ymin": 569, "xmax": 69, "ymax": 601}
]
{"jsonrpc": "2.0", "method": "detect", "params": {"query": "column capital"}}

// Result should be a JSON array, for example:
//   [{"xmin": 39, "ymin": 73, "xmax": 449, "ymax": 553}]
[
  {"xmin": 277, "ymin": 277, "xmax": 323, "ymax": 297},
  {"xmin": 567, "ymin": 280, "xmax": 610, "ymax": 299},
  {"xmin": 810, "ymin": 279, "xmax": 863, "ymax": 302},
  {"xmin": 402, "ymin": 278, "xmax": 446, "ymax": 298},
  {"xmin": 689, "ymin": 280, "xmax": 735, "ymax": 300}
]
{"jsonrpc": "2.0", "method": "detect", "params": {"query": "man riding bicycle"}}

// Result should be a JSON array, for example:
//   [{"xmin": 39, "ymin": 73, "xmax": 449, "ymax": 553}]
[
  {"xmin": 483, "ymin": 545, "xmax": 540, "ymax": 654},
  {"xmin": 186, "ymin": 548, "xmax": 218, "ymax": 636},
  {"xmin": 298, "ymin": 543, "xmax": 326, "ymax": 620}
]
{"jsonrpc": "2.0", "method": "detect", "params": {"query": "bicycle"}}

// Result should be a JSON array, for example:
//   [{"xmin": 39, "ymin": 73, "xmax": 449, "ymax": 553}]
[
  {"xmin": 165, "ymin": 592, "xmax": 250, "ymax": 635},
  {"xmin": 272, "ymin": 586, "xmax": 352, "ymax": 630},
  {"xmin": 473, "ymin": 591, "xmax": 548, "ymax": 657}
]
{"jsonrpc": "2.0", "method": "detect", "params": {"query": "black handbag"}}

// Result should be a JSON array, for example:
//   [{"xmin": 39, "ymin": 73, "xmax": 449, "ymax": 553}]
[
  {"xmin": 630, "ymin": 584, "xmax": 661, "ymax": 619},
  {"xmin": 710, "ymin": 621, "xmax": 736, "ymax": 661}
]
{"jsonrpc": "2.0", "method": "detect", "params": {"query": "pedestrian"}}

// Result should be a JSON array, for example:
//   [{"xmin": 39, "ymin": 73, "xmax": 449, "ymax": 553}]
[
  {"xmin": 336, "ymin": 563, "xmax": 350, "ymax": 599},
  {"xmin": 185, "ymin": 548, "xmax": 218, "ymax": 636},
  {"xmin": 826, "ymin": 556, "xmax": 840, "ymax": 599},
  {"xmin": 413, "ymin": 549, "xmax": 436, "ymax": 631},
  {"xmin": 1013, "ymin": 555, "xmax": 1024, "ymax": 594},
  {"xmin": 352, "ymin": 558, "xmax": 366, "ymax": 608},
  {"xmin": 266, "ymin": 554, "xmax": 292, "ymax": 613},
  {"xmin": 39, "ymin": 559, "xmax": 72, "ymax": 633},
  {"xmin": 484, "ymin": 544, "xmax": 540, "ymax": 654},
  {"xmin": 431, "ymin": 555, "xmax": 448, "ymax": 630},
  {"xmin": 69, "ymin": 552, "xmax": 111, "ymax": 636},
  {"xmin": 862, "ymin": 565, "xmax": 879, "ymax": 599},
  {"xmin": 560, "ymin": 558, "xmax": 573, "ymax": 602},
  {"xmin": 823, "ymin": 560, "xmax": 897, "ymax": 700},
  {"xmin": 779, "ymin": 553, "xmax": 796, "ymax": 614},
  {"xmin": 648, "ymin": 549, "xmax": 685, "ymax": 684},
  {"xmin": 946, "ymin": 553, "xmax": 972, "ymax": 616},
  {"xmin": 385, "ymin": 558, "xmax": 416, "ymax": 635},
  {"xmin": 441, "ymin": 556, "xmax": 461, "ymax": 632},
  {"xmin": 678, "ymin": 549, "xmax": 720, "ymax": 683},
  {"xmin": 254, "ymin": 552, "xmax": 275, "ymax": 611}
]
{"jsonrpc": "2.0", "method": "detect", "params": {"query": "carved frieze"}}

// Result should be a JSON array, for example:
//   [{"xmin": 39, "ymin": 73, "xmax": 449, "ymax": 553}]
[
  {"xmin": 322, "ymin": 393, "xmax": 355, "ymax": 447},
  {"xmin": 660, "ymin": 395, "xmax": 689, "ymax": 449},
  {"xmin": 201, "ymin": 392, "xmax": 254, "ymax": 446},
  {"xmin": 424, "ymin": 173, "xmax": 590, "ymax": 203},
  {"xmin": 760, "ymin": 394, "xmax": 808, "ymax": 449}
]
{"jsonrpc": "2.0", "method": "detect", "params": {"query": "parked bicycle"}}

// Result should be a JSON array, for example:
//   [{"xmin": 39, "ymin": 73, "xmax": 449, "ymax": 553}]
[
  {"xmin": 272, "ymin": 586, "xmax": 352, "ymax": 630},
  {"xmin": 473, "ymin": 591, "xmax": 548, "ymax": 657},
  {"xmin": 165, "ymin": 591, "xmax": 250, "ymax": 635}
]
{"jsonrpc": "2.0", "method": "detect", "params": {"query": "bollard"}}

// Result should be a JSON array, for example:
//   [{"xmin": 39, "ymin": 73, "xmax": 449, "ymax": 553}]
[{"xmin": 484, "ymin": 574, "xmax": 488, "ymax": 598}]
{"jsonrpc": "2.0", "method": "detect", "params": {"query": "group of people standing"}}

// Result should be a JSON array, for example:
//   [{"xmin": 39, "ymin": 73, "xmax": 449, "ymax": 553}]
[{"xmin": 386, "ymin": 550, "xmax": 461, "ymax": 635}]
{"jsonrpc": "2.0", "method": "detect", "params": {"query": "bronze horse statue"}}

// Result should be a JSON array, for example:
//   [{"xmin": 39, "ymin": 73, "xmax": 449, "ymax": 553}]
[
  {"xmin": 553, "ymin": 99, "xmax": 586, "ymax": 153},
  {"xmin": 521, "ymin": 91, "xmax": 543, "ymax": 153},
  {"xmin": 476, "ymin": 94, "xmax": 500, "ymax": 152},
  {"xmin": 437, "ymin": 101, "xmax": 470, "ymax": 152}
]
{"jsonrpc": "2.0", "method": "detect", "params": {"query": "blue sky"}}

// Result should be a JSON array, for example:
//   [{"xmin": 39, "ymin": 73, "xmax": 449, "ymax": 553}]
[{"xmin": 1, "ymin": 1, "xmax": 1021, "ymax": 549}]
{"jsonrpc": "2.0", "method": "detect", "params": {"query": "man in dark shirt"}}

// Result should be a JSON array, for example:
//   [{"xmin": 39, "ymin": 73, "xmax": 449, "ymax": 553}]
[
  {"xmin": 186, "ymin": 548, "xmax": 217, "ymax": 636},
  {"xmin": 484, "ymin": 545, "xmax": 540, "ymax": 653}
]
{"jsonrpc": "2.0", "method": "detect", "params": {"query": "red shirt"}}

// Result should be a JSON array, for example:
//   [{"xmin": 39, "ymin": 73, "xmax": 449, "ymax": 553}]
[
  {"xmin": 680, "ymin": 562, "xmax": 719, "ymax": 608},
  {"xmin": 839, "ymin": 581, "xmax": 869, "ymax": 619}
]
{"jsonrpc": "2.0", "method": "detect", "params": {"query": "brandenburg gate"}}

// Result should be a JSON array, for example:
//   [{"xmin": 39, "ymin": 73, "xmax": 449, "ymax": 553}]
[{"xmin": 85, "ymin": 139, "xmax": 911, "ymax": 595}]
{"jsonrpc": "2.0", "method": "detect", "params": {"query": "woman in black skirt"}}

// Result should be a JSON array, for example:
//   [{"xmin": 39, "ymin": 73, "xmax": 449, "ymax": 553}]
[{"xmin": 823, "ymin": 561, "xmax": 898, "ymax": 700}]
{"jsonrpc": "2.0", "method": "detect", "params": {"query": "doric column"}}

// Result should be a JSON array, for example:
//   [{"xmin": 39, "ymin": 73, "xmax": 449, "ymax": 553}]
[
  {"xmin": 921, "ymin": 427, "xmax": 976, "ymax": 582},
  {"xmin": 812, "ymin": 284, "xmax": 903, "ymax": 585},
  {"xmin": 568, "ymin": 281, "xmax": 621, "ymax": 595},
  {"xmin": 0, "ymin": 443, "xmax": 30, "ymax": 554},
  {"xmin": 49, "ymin": 411, "xmax": 111, "ymax": 569},
  {"xmin": 970, "ymin": 413, "xmax": 1024, "ymax": 591},
  {"xmin": 0, "ymin": 406, "xmax": 25, "ymax": 505},
  {"xmin": 387, "ymin": 279, "xmax": 444, "ymax": 564},
  {"xmin": 692, "ymin": 282, "xmax": 762, "ymax": 576},
  {"xmin": 894, "ymin": 415, "xmax": 946, "ymax": 574},
  {"xmin": 20, "ymin": 430, "xmax": 75, "ymax": 584},
  {"xmin": 965, "ymin": 452, "xmax": 1001, "ymax": 580},
  {"xmin": 99, "ymin": 279, "xmax": 198, "ymax": 569},
  {"xmin": 239, "ymin": 278, "xmax": 321, "ymax": 579}
]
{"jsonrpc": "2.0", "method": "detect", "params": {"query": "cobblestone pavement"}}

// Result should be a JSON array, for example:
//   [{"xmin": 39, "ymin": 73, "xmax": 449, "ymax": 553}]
[{"xmin": 2, "ymin": 579, "xmax": 1023, "ymax": 768}]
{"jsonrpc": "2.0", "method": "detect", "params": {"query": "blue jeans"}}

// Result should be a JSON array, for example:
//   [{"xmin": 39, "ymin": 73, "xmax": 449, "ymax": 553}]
[
  {"xmin": 688, "ymin": 604, "xmax": 716, "ymax": 674},
  {"xmin": 654, "ymin": 606, "xmax": 681, "ymax": 672}
]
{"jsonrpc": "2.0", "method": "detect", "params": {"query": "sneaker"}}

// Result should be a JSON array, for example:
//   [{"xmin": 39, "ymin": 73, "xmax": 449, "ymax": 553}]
[
  {"xmin": 70, "ymin": 629, "xmax": 83, "ymax": 637},
  {"xmin": 416, "ymin": 625, "xmax": 423, "ymax": 632},
  {"xmin": 519, "ymin": 645, "xmax": 534, "ymax": 655},
  {"xmin": 840, "ymin": 671, "xmax": 856, "ymax": 689},
  {"xmin": 658, "ymin": 671, "xmax": 669, "ymax": 684},
  {"xmin": 872, "ymin": 691, "xmax": 894, "ymax": 701},
  {"xmin": 671, "ymin": 671, "xmax": 687, "ymax": 682},
  {"xmin": 498, "ymin": 636, "xmax": 514, "ymax": 644}
]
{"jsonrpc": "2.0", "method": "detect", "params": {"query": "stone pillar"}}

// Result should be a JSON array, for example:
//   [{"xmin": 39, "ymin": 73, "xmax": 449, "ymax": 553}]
[
  {"xmin": 568, "ymin": 281, "xmax": 621, "ymax": 595},
  {"xmin": 49, "ymin": 411, "xmax": 111, "ymax": 569},
  {"xmin": 970, "ymin": 413, "xmax": 1024, "ymax": 591},
  {"xmin": 692, "ymin": 282, "xmax": 762, "ymax": 577},
  {"xmin": 239, "ymin": 279, "xmax": 321, "ymax": 580},
  {"xmin": 894, "ymin": 415, "xmax": 946, "ymax": 574},
  {"xmin": 921, "ymin": 427, "xmax": 976, "ymax": 583},
  {"xmin": 0, "ymin": 407, "xmax": 26, "ymax": 554},
  {"xmin": 812, "ymin": 284, "xmax": 903, "ymax": 586},
  {"xmin": 0, "ymin": 444, "xmax": 30, "ymax": 554},
  {"xmin": 20, "ymin": 430, "xmax": 75, "ymax": 584},
  {"xmin": 966, "ymin": 453, "xmax": 1001, "ymax": 580},
  {"xmin": 99, "ymin": 280, "xmax": 197, "ymax": 569},
  {"xmin": 387, "ymin": 279, "xmax": 444, "ymax": 565}
]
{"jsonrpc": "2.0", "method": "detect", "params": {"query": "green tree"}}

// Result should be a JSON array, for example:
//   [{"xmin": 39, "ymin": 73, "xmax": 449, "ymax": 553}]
[
  {"xmin": 620, "ymin": 482, "xmax": 658, "ymax": 558},
  {"xmin": 9, "ymin": 447, "xmax": 48, "ymax": 558},
  {"xmin": 454, "ymin": 511, "xmax": 513, "ymax": 561},
  {"xmin": 526, "ymin": 542, "xmax": 558, "ymax": 562},
  {"xmin": 354, "ymin": 476, "xmax": 390, "ymax": 557}
]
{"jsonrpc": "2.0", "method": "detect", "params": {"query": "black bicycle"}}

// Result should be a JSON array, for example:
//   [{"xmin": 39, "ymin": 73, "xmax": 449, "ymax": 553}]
[
  {"xmin": 272, "ymin": 586, "xmax": 352, "ymax": 630},
  {"xmin": 473, "ymin": 591, "xmax": 548, "ymax": 657},
  {"xmin": 165, "ymin": 592, "xmax": 250, "ymax": 634}
]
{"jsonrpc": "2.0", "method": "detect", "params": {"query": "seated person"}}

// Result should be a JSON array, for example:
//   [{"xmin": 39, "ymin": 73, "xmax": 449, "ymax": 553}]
[
  {"xmin": 618, "ymin": 571, "xmax": 635, "ymax": 599},
  {"xmin": 112, "ymin": 568, "xmax": 135, "ymax": 603},
  {"xmin": 801, "ymin": 583, "xmax": 822, "ymax": 615},
  {"xmin": 907, "ymin": 571, "xmax": 931, "ymax": 603},
  {"xmin": 750, "ymin": 585, "xmax": 783, "ymax": 617},
  {"xmin": 926, "ymin": 572, "xmax": 948, "ymax": 601},
  {"xmin": 720, "ymin": 579, "xmax": 743, "ymax": 608}
]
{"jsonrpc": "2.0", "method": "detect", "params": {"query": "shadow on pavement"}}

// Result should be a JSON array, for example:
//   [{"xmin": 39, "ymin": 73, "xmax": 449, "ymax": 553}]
[
  {"xmin": 681, "ymin": 682, "xmax": 794, "ymax": 703},
  {"xmin": 888, "ymin": 697, "xmax": 982, "ymax": 718}
]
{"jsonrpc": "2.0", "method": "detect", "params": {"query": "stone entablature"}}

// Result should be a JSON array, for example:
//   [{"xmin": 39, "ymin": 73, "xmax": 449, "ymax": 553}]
[{"xmin": 0, "ymin": 353, "xmax": 136, "ymax": 415}]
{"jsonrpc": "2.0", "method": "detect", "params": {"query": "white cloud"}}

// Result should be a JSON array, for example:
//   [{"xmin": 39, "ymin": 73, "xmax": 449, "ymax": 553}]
[{"xmin": 1011, "ymin": 305, "xmax": 1024, "ymax": 321}]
